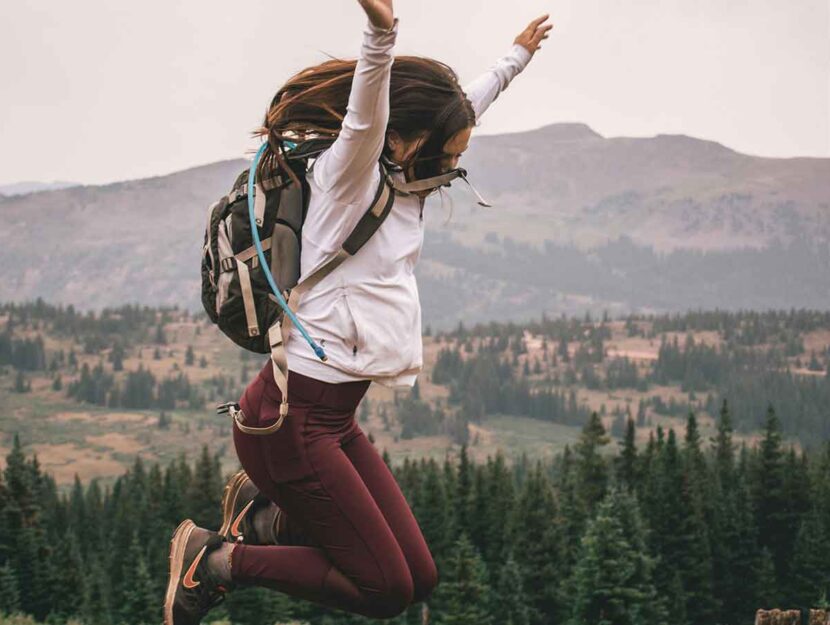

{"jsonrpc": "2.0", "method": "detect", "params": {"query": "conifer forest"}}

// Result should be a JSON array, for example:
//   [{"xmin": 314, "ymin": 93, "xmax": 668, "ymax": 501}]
[{"xmin": 1, "ymin": 301, "xmax": 829, "ymax": 625}]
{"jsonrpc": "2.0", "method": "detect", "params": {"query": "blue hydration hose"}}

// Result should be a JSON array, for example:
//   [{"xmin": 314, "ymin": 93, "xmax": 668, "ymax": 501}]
[{"xmin": 247, "ymin": 141, "xmax": 327, "ymax": 361}]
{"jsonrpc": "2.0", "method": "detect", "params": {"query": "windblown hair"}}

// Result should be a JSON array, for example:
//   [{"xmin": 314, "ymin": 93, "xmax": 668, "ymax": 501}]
[{"xmin": 251, "ymin": 55, "xmax": 475, "ymax": 183}]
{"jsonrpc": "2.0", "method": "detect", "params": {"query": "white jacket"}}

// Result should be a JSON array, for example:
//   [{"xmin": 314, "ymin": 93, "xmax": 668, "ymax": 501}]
[{"xmin": 284, "ymin": 17, "xmax": 532, "ymax": 388}]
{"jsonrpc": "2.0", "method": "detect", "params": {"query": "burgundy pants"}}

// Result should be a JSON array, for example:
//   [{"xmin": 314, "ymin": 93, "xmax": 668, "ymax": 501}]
[{"xmin": 230, "ymin": 362, "xmax": 438, "ymax": 619}]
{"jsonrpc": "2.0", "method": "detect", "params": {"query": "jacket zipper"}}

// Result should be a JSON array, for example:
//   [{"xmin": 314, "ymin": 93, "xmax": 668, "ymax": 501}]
[{"xmin": 342, "ymin": 292, "xmax": 361, "ymax": 356}]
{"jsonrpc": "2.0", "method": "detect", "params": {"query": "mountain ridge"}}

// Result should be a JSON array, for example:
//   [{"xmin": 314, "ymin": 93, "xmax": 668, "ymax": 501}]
[{"xmin": 2, "ymin": 122, "xmax": 827, "ymax": 324}]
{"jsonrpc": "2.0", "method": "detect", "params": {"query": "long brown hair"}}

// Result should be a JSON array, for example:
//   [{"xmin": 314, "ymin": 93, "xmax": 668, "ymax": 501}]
[{"xmin": 251, "ymin": 55, "xmax": 475, "ymax": 183}]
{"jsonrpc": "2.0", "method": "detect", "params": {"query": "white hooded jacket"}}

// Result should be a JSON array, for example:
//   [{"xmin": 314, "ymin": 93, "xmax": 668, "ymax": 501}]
[{"xmin": 284, "ymin": 16, "xmax": 532, "ymax": 388}]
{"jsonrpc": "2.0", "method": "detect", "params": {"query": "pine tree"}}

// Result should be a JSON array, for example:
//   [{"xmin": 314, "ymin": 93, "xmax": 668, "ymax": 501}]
[
  {"xmin": 511, "ymin": 464, "xmax": 563, "ymax": 625},
  {"xmin": 683, "ymin": 412, "xmax": 706, "ymax": 486},
  {"xmin": 119, "ymin": 532, "xmax": 158, "ymax": 625},
  {"xmin": 755, "ymin": 547, "xmax": 778, "ymax": 609},
  {"xmin": 615, "ymin": 417, "xmax": 638, "ymax": 489},
  {"xmin": 679, "ymin": 412, "xmax": 719, "ymax": 622},
  {"xmin": 754, "ymin": 404, "xmax": 788, "ymax": 588},
  {"xmin": 414, "ymin": 459, "xmax": 452, "ymax": 574},
  {"xmin": 47, "ymin": 530, "xmax": 86, "ymax": 621},
  {"xmin": 492, "ymin": 551, "xmax": 530, "ymax": 625},
  {"xmin": 432, "ymin": 533, "xmax": 493, "ymax": 625},
  {"xmin": 4, "ymin": 434, "xmax": 36, "ymax": 530},
  {"xmin": 110, "ymin": 343, "xmax": 125, "ymax": 372},
  {"xmin": 0, "ymin": 563, "xmax": 20, "ymax": 615},
  {"xmin": 555, "ymin": 446, "xmax": 585, "ymax": 575},
  {"xmin": 466, "ymin": 465, "xmax": 489, "ymax": 555},
  {"xmin": 641, "ymin": 429, "xmax": 687, "ymax": 623},
  {"xmin": 566, "ymin": 488, "xmax": 661, "ymax": 625},
  {"xmin": 82, "ymin": 554, "xmax": 114, "ymax": 625},
  {"xmin": 788, "ymin": 506, "xmax": 830, "ymax": 610},
  {"xmin": 15, "ymin": 526, "xmax": 50, "ymax": 620},
  {"xmin": 13, "ymin": 370, "xmax": 28, "ymax": 393},
  {"xmin": 574, "ymin": 412, "xmax": 610, "ymax": 516},
  {"xmin": 712, "ymin": 398, "xmax": 735, "ymax": 486},
  {"xmin": 453, "ymin": 445, "xmax": 475, "ymax": 539},
  {"xmin": 187, "ymin": 445, "xmax": 223, "ymax": 529},
  {"xmin": 716, "ymin": 473, "xmax": 765, "ymax": 625},
  {"xmin": 781, "ymin": 446, "xmax": 812, "ymax": 602},
  {"xmin": 154, "ymin": 324, "xmax": 167, "ymax": 345},
  {"xmin": 480, "ymin": 451, "xmax": 516, "ymax": 568}
]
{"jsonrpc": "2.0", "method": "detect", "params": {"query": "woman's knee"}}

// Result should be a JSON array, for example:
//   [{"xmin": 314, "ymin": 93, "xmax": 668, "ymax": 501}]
[
  {"xmin": 365, "ymin": 569, "xmax": 415, "ymax": 618},
  {"xmin": 412, "ymin": 556, "xmax": 439, "ymax": 603}
]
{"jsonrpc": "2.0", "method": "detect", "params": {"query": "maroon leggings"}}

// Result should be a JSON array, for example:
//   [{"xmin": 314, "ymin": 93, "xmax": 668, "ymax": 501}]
[{"xmin": 230, "ymin": 362, "xmax": 438, "ymax": 619}]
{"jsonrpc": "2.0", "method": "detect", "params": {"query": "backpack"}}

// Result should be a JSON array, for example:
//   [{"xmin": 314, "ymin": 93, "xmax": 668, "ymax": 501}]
[{"xmin": 201, "ymin": 137, "xmax": 396, "ymax": 434}]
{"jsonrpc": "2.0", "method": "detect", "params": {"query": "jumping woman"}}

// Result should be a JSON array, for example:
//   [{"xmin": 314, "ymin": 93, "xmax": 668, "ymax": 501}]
[{"xmin": 165, "ymin": 1, "xmax": 551, "ymax": 622}]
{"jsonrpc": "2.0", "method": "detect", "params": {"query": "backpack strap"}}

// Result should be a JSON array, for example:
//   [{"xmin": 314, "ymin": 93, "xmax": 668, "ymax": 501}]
[{"xmin": 284, "ymin": 137, "xmax": 337, "ymax": 161}]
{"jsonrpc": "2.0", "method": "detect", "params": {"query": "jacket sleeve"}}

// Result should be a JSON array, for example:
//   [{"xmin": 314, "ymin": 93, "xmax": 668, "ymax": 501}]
[
  {"xmin": 312, "ymin": 17, "xmax": 399, "ymax": 204},
  {"xmin": 462, "ymin": 43, "xmax": 532, "ymax": 124}
]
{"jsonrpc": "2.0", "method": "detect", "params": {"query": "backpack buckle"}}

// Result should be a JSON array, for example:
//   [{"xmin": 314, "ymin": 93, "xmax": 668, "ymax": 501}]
[{"xmin": 216, "ymin": 402, "xmax": 239, "ymax": 415}]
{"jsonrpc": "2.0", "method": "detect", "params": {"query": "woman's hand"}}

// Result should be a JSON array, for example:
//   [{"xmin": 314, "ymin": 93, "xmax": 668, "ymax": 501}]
[
  {"xmin": 514, "ymin": 13, "xmax": 553, "ymax": 57},
  {"xmin": 357, "ymin": 0, "xmax": 395, "ymax": 30}
]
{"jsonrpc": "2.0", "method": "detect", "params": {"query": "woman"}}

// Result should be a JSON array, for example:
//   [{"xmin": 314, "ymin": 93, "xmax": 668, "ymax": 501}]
[{"xmin": 165, "ymin": 1, "xmax": 551, "ymax": 623}]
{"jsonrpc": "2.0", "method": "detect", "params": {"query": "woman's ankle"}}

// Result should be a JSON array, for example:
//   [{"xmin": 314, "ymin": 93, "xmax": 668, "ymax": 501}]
[{"xmin": 206, "ymin": 541, "xmax": 236, "ymax": 586}]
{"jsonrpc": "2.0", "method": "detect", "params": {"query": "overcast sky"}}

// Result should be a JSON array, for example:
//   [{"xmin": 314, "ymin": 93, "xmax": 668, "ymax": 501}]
[{"xmin": 1, "ymin": 0, "xmax": 828, "ymax": 186}]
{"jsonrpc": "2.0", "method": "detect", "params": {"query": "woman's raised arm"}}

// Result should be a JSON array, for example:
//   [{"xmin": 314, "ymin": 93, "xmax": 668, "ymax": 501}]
[
  {"xmin": 312, "ymin": 0, "xmax": 397, "ymax": 204},
  {"xmin": 463, "ymin": 14, "xmax": 552, "ymax": 123}
]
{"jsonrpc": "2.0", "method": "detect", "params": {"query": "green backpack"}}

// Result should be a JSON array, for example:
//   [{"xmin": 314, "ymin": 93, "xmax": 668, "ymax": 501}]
[{"xmin": 200, "ymin": 138, "xmax": 394, "ymax": 353}]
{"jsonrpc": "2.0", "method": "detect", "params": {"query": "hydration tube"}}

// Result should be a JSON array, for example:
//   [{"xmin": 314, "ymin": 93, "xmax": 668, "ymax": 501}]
[{"xmin": 247, "ymin": 141, "xmax": 327, "ymax": 361}]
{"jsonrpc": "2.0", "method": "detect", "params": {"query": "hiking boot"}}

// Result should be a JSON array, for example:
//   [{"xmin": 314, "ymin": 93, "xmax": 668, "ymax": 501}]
[
  {"xmin": 164, "ymin": 519, "xmax": 233, "ymax": 625},
  {"xmin": 219, "ymin": 469, "xmax": 281, "ymax": 545}
]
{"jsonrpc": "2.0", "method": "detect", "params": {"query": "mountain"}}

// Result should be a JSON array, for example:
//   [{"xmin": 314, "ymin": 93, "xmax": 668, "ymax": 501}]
[
  {"xmin": 0, "ymin": 181, "xmax": 80, "ymax": 196},
  {"xmin": 1, "ymin": 123, "xmax": 828, "ymax": 328},
  {"xmin": 442, "ymin": 122, "xmax": 830, "ymax": 251}
]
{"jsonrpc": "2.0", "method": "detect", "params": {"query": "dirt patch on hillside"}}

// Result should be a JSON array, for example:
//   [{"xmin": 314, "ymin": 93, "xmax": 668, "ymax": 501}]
[
  {"xmin": 53, "ymin": 411, "xmax": 150, "ymax": 425},
  {"xmin": 29, "ymin": 442, "xmax": 126, "ymax": 484},
  {"xmin": 803, "ymin": 329, "xmax": 830, "ymax": 354},
  {"xmin": 86, "ymin": 432, "xmax": 145, "ymax": 455},
  {"xmin": 468, "ymin": 421, "xmax": 495, "ymax": 447},
  {"xmin": 53, "ymin": 411, "xmax": 96, "ymax": 423},
  {"xmin": 101, "ymin": 412, "xmax": 151, "ymax": 424}
]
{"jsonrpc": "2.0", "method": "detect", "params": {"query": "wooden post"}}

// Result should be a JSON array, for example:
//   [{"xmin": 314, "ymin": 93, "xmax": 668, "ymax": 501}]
[
  {"xmin": 808, "ymin": 609, "xmax": 829, "ymax": 625},
  {"xmin": 755, "ymin": 609, "xmax": 801, "ymax": 625}
]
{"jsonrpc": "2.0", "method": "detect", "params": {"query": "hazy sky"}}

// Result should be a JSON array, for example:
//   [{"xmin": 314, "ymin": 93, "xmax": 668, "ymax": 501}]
[{"xmin": 1, "ymin": 0, "xmax": 828, "ymax": 186}]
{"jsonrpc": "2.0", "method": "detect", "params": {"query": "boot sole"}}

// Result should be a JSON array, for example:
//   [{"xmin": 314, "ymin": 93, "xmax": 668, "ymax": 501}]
[
  {"xmin": 164, "ymin": 518, "xmax": 196, "ymax": 625},
  {"xmin": 218, "ymin": 469, "xmax": 250, "ymax": 541}
]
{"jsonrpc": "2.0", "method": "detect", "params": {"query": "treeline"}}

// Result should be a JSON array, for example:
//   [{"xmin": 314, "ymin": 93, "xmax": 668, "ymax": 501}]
[
  {"xmin": 0, "ymin": 299, "xmax": 181, "ymax": 347},
  {"xmin": 0, "ymin": 299, "xmax": 257, "ymax": 412},
  {"xmin": 65, "ymin": 363, "xmax": 202, "ymax": 410},
  {"xmin": 2, "ymin": 400, "xmax": 828, "ymax": 625},
  {"xmin": 431, "ymin": 343, "xmax": 593, "ymax": 431},
  {"xmin": 438, "ymin": 307, "xmax": 830, "ymax": 352},
  {"xmin": 427, "ymin": 309, "xmax": 830, "ymax": 446},
  {"xmin": 649, "ymin": 309, "xmax": 830, "ymax": 346},
  {"xmin": 654, "ymin": 334, "xmax": 830, "ymax": 443}
]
